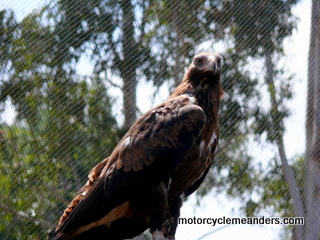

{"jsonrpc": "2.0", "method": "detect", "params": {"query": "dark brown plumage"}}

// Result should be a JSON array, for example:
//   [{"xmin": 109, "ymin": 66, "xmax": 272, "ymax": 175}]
[{"xmin": 49, "ymin": 52, "xmax": 223, "ymax": 240}]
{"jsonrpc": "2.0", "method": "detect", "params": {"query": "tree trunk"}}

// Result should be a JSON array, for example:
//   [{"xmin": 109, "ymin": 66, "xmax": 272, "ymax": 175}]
[
  {"xmin": 121, "ymin": 0, "xmax": 137, "ymax": 129},
  {"xmin": 265, "ymin": 53, "xmax": 305, "ymax": 240},
  {"xmin": 167, "ymin": 0, "xmax": 186, "ymax": 87},
  {"xmin": 304, "ymin": 1, "xmax": 320, "ymax": 239}
]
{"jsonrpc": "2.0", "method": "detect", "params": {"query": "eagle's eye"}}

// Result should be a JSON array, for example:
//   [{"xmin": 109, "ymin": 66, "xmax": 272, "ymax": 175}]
[{"xmin": 194, "ymin": 57, "xmax": 203, "ymax": 65}]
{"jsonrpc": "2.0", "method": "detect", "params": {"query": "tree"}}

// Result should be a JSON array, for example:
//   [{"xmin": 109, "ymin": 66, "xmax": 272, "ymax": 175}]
[
  {"xmin": 48, "ymin": 0, "xmax": 158, "ymax": 129},
  {"xmin": 304, "ymin": 0, "xmax": 320, "ymax": 239},
  {"xmin": 225, "ymin": 0, "xmax": 304, "ymax": 239},
  {"xmin": 0, "ymin": 0, "xmax": 304, "ymax": 239},
  {"xmin": 44, "ymin": 2, "xmax": 271, "ymax": 239},
  {"xmin": 0, "ymin": 10, "xmax": 119, "ymax": 239},
  {"xmin": 191, "ymin": 1, "xmax": 304, "ymax": 239},
  {"xmin": 0, "ymin": 10, "xmax": 16, "ymax": 81}
]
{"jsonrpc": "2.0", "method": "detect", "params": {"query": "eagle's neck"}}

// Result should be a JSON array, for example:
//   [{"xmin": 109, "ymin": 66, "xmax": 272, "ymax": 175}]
[
  {"xmin": 169, "ymin": 79, "xmax": 193, "ymax": 98},
  {"xmin": 170, "ymin": 68, "xmax": 224, "ymax": 98},
  {"xmin": 170, "ymin": 74, "xmax": 223, "ymax": 102},
  {"xmin": 170, "ymin": 74, "xmax": 223, "ymax": 129}
]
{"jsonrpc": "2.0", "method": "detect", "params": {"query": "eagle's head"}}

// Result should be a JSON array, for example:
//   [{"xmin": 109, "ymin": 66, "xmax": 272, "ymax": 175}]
[
  {"xmin": 170, "ymin": 51, "xmax": 224, "ymax": 99},
  {"xmin": 185, "ymin": 52, "xmax": 223, "ymax": 91},
  {"xmin": 190, "ymin": 52, "xmax": 222, "ymax": 76}
]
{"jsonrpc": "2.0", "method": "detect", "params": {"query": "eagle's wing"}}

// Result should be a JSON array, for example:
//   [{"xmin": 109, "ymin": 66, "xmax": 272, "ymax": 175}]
[
  {"xmin": 56, "ymin": 157, "xmax": 110, "ymax": 225},
  {"xmin": 49, "ymin": 95, "xmax": 206, "ymax": 240},
  {"xmin": 185, "ymin": 164, "xmax": 211, "ymax": 197}
]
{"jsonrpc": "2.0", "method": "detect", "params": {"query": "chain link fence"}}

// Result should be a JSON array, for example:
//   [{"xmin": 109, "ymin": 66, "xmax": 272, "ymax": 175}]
[{"xmin": 0, "ymin": 0, "xmax": 312, "ymax": 239}]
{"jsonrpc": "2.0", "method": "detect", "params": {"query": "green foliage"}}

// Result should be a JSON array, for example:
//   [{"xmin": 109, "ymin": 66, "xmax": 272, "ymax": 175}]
[
  {"xmin": 214, "ymin": 5, "xmax": 300, "ymax": 238},
  {"xmin": 229, "ymin": 0, "xmax": 298, "ymax": 56},
  {"xmin": 196, "ymin": 4, "xmax": 299, "ymax": 237},
  {"xmin": 0, "ymin": 10, "xmax": 17, "ymax": 75},
  {"xmin": 251, "ymin": 156, "xmax": 304, "ymax": 218},
  {"xmin": 0, "ymin": 79, "xmax": 119, "ymax": 239},
  {"xmin": 0, "ymin": 9, "xmax": 119, "ymax": 239},
  {"xmin": 0, "ymin": 0, "xmax": 301, "ymax": 239}
]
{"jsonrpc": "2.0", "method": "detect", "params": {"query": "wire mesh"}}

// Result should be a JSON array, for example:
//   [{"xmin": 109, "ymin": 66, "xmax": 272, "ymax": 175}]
[{"xmin": 0, "ymin": 0, "xmax": 312, "ymax": 239}]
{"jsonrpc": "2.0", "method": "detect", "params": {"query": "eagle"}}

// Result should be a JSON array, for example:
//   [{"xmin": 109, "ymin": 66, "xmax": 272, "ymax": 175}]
[{"xmin": 49, "ymin": 52, "xmax": 224, "ymax": 240}]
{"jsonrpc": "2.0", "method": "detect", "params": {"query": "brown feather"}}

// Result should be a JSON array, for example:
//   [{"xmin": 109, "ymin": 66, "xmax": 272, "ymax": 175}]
[
  {"xmin": 57, "ymin": 157, "xmax": 110, "ymax": 226},
  {"xmin": 49, "ymin": 52, "xmax": 223, "ymax": 240}
]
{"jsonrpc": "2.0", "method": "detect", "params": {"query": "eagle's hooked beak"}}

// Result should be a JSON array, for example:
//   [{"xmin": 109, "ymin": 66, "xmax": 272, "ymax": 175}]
[{"xmin": 206, "ymin": 55, "xmax": 222, "ymax": 75}]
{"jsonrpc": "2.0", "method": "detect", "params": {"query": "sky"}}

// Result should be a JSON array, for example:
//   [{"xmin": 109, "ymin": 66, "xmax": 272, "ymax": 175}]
[
  {"xmin": 0, "ymin": 0, "xmax": 48, "ymax": 21},
  {"xmin": 282, "ymin": 0, "xmax": 310, "ymax": 160},
  {"xmin": 177, "ymin": 1, "xmax": 311, "ymax": 239},
  {"xmin": 0, "ymin": 0, "xmax": 312, "ymax": 239}
]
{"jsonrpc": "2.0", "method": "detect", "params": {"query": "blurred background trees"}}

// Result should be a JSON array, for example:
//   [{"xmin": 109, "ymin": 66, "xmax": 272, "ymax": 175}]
[{"xmin": 0, "ymin": 0, "xmax": 313, "ymax": 239}]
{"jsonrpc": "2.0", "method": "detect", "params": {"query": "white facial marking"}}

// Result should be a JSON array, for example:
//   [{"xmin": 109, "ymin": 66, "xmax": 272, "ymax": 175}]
[{"xmin": 208, "ymin": 54, "xmax": 216, "ymax": 64}]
